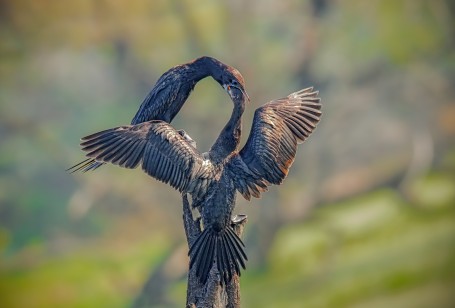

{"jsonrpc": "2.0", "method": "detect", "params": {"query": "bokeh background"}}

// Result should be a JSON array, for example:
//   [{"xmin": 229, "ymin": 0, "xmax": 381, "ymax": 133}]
[{"xmin": 1, "ymin": 0, "xmax": 455, "ymax": 307}]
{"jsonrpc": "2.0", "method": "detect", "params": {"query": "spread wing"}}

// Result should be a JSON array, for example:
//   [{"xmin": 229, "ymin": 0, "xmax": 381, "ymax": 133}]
[
  {"xmin": 227, "ymin": 87, "xmax": 321, "ymax": 200},
  {"xmin": 77, "ymin": 120, "xmax": 213, "ymax": 195},
  {"xmin": 68, "ymin": 64, "xmax": 191, "ymax": 173}
]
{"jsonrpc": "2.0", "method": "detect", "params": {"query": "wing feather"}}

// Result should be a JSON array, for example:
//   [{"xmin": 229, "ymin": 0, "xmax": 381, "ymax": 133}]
[
  {"xmin": 228, "ymin": 87, "xmax": 321, "ymax": 199},
  {"xmin": 78, "ymin": 120, "xmax": 212, "ymax": 194}
]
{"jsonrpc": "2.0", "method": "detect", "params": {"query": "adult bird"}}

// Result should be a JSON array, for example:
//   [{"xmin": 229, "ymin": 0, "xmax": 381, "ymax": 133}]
[
  {"xmin": 68, "ymin": 56, "xmax": 247, "ymax": 172},
  {"xmin": 75, "ymin": 84, "xmax": 321, "ymax": 285}
]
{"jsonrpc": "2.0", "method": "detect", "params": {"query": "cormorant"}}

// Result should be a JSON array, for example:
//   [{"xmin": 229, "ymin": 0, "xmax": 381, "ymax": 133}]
[{"xmin": 74, "ymin": 82, "xmax": 321, "ymax": 285}]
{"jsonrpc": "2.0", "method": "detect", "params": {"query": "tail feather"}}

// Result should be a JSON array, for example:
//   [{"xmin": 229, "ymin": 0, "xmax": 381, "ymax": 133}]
[
  {"xmin": 227, "ymin": 227, "xmax": 247, "ymax": 256},
  {"xmin": 189, "ymin": 226, "xmax": 248, "ymax": 285},
  {"xmin": 198, "ymin": 234, "xmax": 215, "ymax": 281},
  {"xmin": 226, "ymin": 227, "xmax": 247, "ymax": 269},
  {"xmin": 216, "ymin": 237, "xmax": 225, "ymax": 283},
  {"xmin": 218, "ymin": 236, "xmax": 231, "ymax": 283},
  {"xmin": 222, "ymin": 236, "xmax": 238, "ymax": 280},
  {"xmin": 189, "ymin": 229, "xmax": 210, "ymax": 268},
  {"xmin": 224, "ymin": 230, "xmax": 246, "ymax": 271}
]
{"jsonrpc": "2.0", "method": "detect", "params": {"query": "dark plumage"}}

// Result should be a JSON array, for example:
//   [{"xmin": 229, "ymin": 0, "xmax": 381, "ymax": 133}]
[
  {"xmin": 74, "ymin": 81, "xmax": 322, "ymax": 285},
  {"xmin": 68, "ymin": 56, "xmax": 247, "ymax": 172}
]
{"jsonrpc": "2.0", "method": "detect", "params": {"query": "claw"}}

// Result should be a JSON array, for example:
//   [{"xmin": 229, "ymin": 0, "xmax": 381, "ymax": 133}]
[{"xmin": 231, "ymin": 214, "xmax": 247, "ymax": 225}]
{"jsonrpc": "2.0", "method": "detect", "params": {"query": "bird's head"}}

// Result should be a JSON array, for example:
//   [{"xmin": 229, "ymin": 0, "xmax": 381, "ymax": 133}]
[
  {"xmin": 220, "ymin": 67, "xmax": 250, "ymax": 104},
  {"xmin": 203, "ymin": 56, "xmax": 249, "ymax": 104}
]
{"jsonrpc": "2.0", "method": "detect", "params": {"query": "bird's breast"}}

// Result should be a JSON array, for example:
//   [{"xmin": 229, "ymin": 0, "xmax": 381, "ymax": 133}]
[{"xmin": 199, "ymin": 173, "xmax": 237, "ymax": 230}]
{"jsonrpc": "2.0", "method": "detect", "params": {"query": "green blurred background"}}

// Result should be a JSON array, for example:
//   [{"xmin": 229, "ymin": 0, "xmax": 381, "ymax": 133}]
[{"xmin": 1, "ymin": 0, "xmax": 454, "ymax": 307}]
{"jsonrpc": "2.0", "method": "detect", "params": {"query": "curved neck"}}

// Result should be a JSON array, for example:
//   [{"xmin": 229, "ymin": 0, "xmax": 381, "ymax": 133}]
[
  {"xmin": 209, "ymin": 102, "xmax": 245, "ymax": 164},
  {"xmin": 189, "ymin": 57, "xmax": 219, "ymax": 82}
]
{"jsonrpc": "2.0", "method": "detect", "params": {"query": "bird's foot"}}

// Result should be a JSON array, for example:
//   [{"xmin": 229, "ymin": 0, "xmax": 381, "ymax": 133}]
[
  {"xmin": 231, "ymin": 214, "xmax": 248, "ymax": 239},
  {"xmin": 231, "ymin": 214, "xmax": 247, "ymax": 225}
]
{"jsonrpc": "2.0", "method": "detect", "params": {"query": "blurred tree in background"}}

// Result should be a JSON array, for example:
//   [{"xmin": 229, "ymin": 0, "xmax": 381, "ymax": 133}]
[{"xmin": 0, "ymin": 0, "xmax": 454, "ymax": 307}]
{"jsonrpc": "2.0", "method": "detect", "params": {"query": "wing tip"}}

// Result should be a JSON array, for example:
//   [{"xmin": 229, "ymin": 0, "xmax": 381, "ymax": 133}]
[{"xmin": 290, "ymin": 88, "xmax": 321, "ymax": 101}]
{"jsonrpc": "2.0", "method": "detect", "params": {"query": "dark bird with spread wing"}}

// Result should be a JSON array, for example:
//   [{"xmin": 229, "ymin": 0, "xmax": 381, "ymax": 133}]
[{"xmin": 71, "ymin": 78, "xmax": 321, "ymax": 284}]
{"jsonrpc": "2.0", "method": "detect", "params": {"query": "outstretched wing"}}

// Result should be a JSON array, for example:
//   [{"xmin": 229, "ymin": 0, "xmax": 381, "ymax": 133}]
[
  {"xmin": 68, "ymin": 63, "xmax": 193, "ymax": 173},
  {"xmin": 77, "ymin": 120, "xmax": 213, "ymax": 194},
  {"xmin": 228, "ymin": 87, "xmax": 321, "ymax": 200}
]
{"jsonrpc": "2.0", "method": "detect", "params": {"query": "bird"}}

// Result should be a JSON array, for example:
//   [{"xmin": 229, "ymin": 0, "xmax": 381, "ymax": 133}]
[
  {"xmin": 74, "ymin": 82, "xmax": 321, "ymax": 285},
  {"xmin": 67, "ymin": 56, "xmax": 248, "ymax": 173}
]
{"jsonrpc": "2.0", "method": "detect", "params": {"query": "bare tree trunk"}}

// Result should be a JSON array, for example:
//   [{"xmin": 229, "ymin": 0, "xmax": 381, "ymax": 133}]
[{"xmin": 183, "ymin": 195, "xmax": 247, "ymax": 308}]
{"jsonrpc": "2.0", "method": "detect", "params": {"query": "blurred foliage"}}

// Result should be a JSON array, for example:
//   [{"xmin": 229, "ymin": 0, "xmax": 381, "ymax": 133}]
[{"xmin": 0, "ymin": 0, "xmax": 454, "ymax": 307}]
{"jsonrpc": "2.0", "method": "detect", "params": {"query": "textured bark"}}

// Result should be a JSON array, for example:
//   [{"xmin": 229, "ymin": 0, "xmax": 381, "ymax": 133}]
[{"xmin": 183, "ymin": 194, "xmax": 247, "ymax": 308}]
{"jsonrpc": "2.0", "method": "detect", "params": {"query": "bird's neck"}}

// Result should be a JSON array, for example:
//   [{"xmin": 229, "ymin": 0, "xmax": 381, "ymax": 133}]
[
  {"xmin": 209, "ymin": 102, "xmax": 245, "ymax": 164},
  {"xmin": 189, "ymin": 57, "xmax": 217, "ymax": 82}
]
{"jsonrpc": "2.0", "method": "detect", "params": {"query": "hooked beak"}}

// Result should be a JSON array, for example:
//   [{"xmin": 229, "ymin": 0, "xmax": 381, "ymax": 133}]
[{"xmin": 223, "ymin": 84, "xmax": 250, "ymax": 103}]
